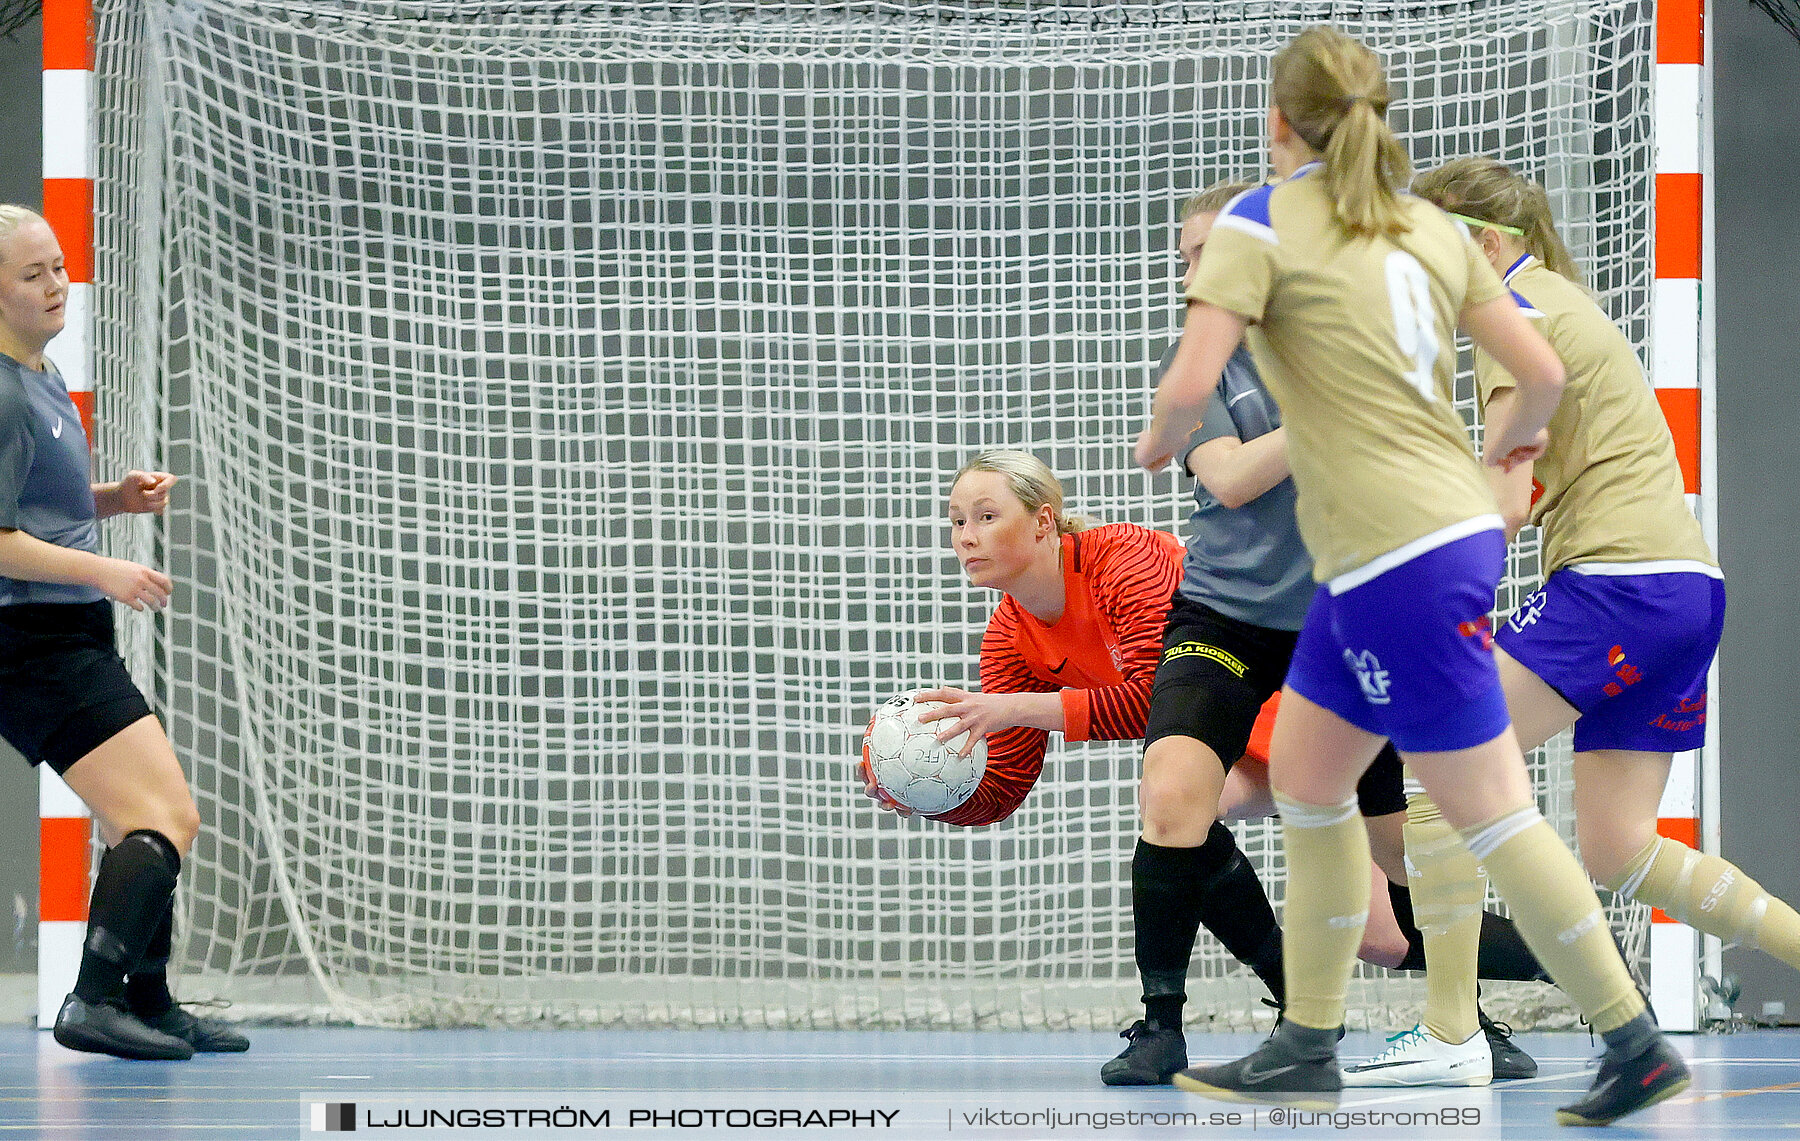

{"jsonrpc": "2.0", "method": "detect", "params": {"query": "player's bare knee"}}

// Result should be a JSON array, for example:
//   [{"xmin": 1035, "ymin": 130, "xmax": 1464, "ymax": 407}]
[
  {"xmin": 157, "ymin": 799, "xmax": 202, "ymax": 856},
  {"xmin": 1357, "ymin": 932, "xmax": 1408, "ymax": 970},
  {"xmin": 1139, "ymin": 767, "xmax": 1217, "ymax": 844},
  {"xmin": 1140, "ymin": 800, "xmax": 1217, "ymax": 847},
  {"xmin": 1579, "ymin": 818, "xmax": 1652, "ymax": 889},
  {"xmin": 178, "ymin": 809, "xmax": 201, "ymax": 855}
]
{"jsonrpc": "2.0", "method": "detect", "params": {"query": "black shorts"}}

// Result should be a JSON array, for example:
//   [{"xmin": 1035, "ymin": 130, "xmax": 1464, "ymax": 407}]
[
  {"xmin": 1142, "ymin": 592, "xmax": 1407, "ymax": 819},
  {"xmin": 0, "ymin": 601, "xmax": 153, "ymax": 775}
]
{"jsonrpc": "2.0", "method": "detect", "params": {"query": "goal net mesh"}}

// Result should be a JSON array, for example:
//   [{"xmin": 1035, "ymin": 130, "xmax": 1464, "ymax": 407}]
[{"xmin": 88, "ymin": 0, "xmax": 1655, "ymax": 1029}]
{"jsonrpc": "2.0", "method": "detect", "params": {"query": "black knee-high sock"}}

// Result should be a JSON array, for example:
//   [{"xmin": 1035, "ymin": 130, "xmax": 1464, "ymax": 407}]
[
  {"xmin": 1134, "ymin": 824, "xmax": 1283, "ymax": 1027},
  {"xmin": 1389, "ymin": 879, "xmax": 1426, "ymax": 970},
  {"xmin": 1388, "ymin": 880, "xmax": 1549, "ymax": 981},
  {"xmin": 125, "ymin": 897, "xmax": 176, "ymax": 1017},
  {"xmin": 72, "ymin": 830, "xmax": 180, "ymax": 1006},
  {"xmin": 1475, "ymin": 911, "xmax": 1551, "ymax": 983}
]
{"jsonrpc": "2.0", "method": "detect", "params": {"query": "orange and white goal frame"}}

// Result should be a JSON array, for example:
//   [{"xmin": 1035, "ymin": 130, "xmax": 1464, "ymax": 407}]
[
  {"xmin": 32, "ymin": 0, "xmax": 1722, "ymax": 1028},
  {"xmin": 37, "ymin": 0, "xmax": 97, "ymax": 1029},
  {"xmin": 1648, "ymin": 0, "xmax": 1719, "ymax": 1033}
]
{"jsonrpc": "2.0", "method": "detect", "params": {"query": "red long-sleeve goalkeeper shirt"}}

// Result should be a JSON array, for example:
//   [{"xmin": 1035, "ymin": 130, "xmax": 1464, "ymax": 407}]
[{"xmin": 932, "ymin": 523, "xmax": 1183, "ymax": 826}]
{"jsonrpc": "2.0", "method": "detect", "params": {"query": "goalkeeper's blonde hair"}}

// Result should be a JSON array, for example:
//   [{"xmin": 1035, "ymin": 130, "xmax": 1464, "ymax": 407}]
[
  {"xmin": 0, "ymin": 204, "xmax": 47, "ymax": 246},
  {"xmin": 954, "ymin": 450, "xmax": 1095, "ymax": 534},
  {"xmin": 1272, "ymin": 27, "xmax": 1412, "ymax": 240}
]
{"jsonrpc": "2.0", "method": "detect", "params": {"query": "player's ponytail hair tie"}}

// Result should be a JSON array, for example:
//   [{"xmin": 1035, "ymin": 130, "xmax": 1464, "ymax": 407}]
[{"xmin": 1272, "ymin": 26, "xmax": 1411, "ymax": 239}]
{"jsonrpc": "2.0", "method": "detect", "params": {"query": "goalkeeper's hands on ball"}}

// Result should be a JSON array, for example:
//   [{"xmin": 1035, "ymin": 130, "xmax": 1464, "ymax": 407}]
[
  {"xmin": 858, "ymin": 758, "xmax": 914, "ymax": 816},
  {"xmin": 915, "ymin": 687, "xmax": 1010, "ymax": 759}
]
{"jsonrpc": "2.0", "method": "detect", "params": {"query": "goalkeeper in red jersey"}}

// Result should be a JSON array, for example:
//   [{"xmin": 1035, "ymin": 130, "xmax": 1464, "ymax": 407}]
[{"xmin": 860, "ymin": 438, "xmax": 1547, "ymax": 1086}]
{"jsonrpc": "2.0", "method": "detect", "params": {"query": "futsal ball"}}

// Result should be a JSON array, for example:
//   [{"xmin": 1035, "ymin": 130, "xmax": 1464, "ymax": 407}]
[{"xmin": 860, "ymin": 693, "xmax": 988, "ymax": 816}]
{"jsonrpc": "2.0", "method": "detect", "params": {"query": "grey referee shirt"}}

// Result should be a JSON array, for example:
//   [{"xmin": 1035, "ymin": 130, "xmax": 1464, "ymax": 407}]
[
  {"xmin": 0, "ymin": 352, "xmax": 105, "ymax": 607},
  {"xmin": 1165, "ymin": 340, "xmax": 1316, "ymax": 632}
]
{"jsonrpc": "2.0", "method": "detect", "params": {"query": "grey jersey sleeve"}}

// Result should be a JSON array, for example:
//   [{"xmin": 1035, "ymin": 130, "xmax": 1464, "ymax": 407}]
[
  {"xmin": 1177, "ymin": 382, "xmax": 1236, "ymax": 473},
  {"xmin": 0, "ymin": 386, "xmax": 34, "ymax": 530},
  {"xmin": 1152, "ymin": 337, "xmax": 1243, "ymax": 473}
]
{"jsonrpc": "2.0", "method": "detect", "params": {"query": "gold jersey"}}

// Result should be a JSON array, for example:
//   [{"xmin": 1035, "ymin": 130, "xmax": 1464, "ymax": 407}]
[
  {"xmin": 1187, "ymin": 165, "xmax": 1509, "ymax": 584},
  {"xmin": 1476, "ymin": 256, "xmax": 1716, "ymax": 575}
]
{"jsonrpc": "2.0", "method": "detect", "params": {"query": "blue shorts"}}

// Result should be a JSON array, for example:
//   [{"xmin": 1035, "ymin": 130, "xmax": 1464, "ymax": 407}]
[
  {"xmin": 1497, "ymin": 564, "xmax": 1725, "ymax": 753},
  {"xmin": 1285, "ymin": 524, "xmax": 1513, "ymax": 753}
]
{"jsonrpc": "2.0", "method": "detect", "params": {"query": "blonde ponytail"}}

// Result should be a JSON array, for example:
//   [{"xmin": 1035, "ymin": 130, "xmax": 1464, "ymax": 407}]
[
  {"xmin": 953, "ymin": 450, "xmax": 1095, "ymax": 534},
  {"xmin": 1518, "ymin": 179, "xmax": 1584, "ymax": 285},
  {"xmin": 1272, "ymin": 27, "xmax": 1412, "ymax": 240},
  {"xmin": 1412, "ymin": 156, "xmax": 1585, "ymax": 286}
]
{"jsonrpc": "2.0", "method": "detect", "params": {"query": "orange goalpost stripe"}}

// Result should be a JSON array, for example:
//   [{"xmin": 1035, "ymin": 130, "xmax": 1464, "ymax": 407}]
[
  {"xmin": 1656, "ymin": 0, "xmax": 1704, "ymax": 65},
  {"xmin": 39, "ymin": 817, "xmax": 92, "ymax": 923},
  {"xmin": 67, "ymin": 390, "xmax": 95, "ymax": 441},
  {"xmin": 1656, "ymin": 387, "xmax": 1701, "ymax": 495},
  {"xmin": 1655, "ymin": 173, "xmax": 1702, "ymax": 281},
  {"xmin": 40, "ymin": 0, "xmax": 94, "ymax": 71},
  {"xmin": 40, "ymin": 179, "xmax": 93, "ymax": 285}
]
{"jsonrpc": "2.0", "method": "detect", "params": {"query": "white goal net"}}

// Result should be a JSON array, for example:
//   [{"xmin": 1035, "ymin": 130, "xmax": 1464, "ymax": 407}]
[{"xmin": 87, "ymin": 0, "xmax": 1655, "ymax": 1029}]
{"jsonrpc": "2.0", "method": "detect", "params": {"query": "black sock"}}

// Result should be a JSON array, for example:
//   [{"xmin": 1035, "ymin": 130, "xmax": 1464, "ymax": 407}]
[
  {"xmin": 1133, "ymin": 823, "xmax": 1284, "ymax": 1022},
  {"xmin": 72, "ymin": 831, "xmax": 180, "ymax": 1006},
  {"xmin": 1144, "ymin": 994, "xmax": 1184, "ymax": 1029},
  {"xmin": 1243, "ymin": 925, "xmax": 1285, "ymax": 1006},
  {"xmin": 1476, "ymin": 911, "xmax": 1551, "ymax": 983},
  {"xmin": 1193, "ymin": 824, "xmax": 1285, "ymax": 1004},
  {"xmin": 1387, "ymin": 882, "xmax": 1550, "ymax": 982},
  {"xmin": 1389, "ymin": 880, "xmax": 1428, "ymax": 972},
  {"xmin": 125, "ymin": 899, "xmax": 176, "ymax": 1017},
  {"xmin": 1133, "ymin": 836, "xmax": 1209, "ymax": 1019}
]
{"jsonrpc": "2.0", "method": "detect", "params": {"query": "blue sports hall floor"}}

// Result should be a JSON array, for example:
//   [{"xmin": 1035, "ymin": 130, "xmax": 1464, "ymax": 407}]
[{"xmin": 6, "ymin": 1026, "xmax": 1798, "ymax": 1138}]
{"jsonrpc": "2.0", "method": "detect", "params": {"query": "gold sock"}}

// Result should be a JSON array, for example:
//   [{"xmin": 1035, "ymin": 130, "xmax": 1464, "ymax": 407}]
[
  {"xmin": 1405, "ymin": 793, "xmax": 1483, "ymax": 1044},
  {"xmin": 1274, "ymin": 791, "xmax": 1369, "ymax": 1031},
  {"xmin": 1461, "ymin": 807, "xmax": 1643, "ymax": 1034},
  {"xmin": 1611, "ymin": 836, "xmax": 1800, "ymax": 969}
]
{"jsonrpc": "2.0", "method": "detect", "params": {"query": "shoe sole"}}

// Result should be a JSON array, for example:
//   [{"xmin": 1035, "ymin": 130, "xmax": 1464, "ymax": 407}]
[
  {"xmin": 1554, "ymin": 1074, "xmax": 1691, "ymax": 1127},
  {"xmin": 1100, "ymin": 1074, "xmax": 1174, "ymax": 1087},
  {"xmin": 52, "ymin": 1025, "xmax": 193, "ymax": 1062},
  {"xmin": 1492, "ymin": 1064, "xmax": 1538, "ymax": 1080},
  {"xmin": 1342, "ymin": 1069, "xmax": 1492, "ymax": 1089},
  {"xmin": 1172, "ymin": 1072, "xmax": 1339, "ymax": 1113}
]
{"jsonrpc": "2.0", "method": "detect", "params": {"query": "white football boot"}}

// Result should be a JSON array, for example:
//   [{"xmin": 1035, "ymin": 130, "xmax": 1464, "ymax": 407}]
[{"xmin": 1341, "ymin": 1022, "xmax": 1493, "ymax": 1087}]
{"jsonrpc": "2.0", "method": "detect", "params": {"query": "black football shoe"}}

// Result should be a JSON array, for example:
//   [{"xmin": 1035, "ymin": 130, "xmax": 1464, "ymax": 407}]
[{"xmin": 52, "ymin": 994, "xmax": 194, "ymax": 1061}]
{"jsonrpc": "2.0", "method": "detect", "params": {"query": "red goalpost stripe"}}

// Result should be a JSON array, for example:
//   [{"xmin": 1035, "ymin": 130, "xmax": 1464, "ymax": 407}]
[
  {"xmin": 41, "ymin": 0, "xmax": 93, "ymax": 71},
  {"xmin": 1657, "ymin": 0, "xmax": 1704, "ymax": 65},
  {"xmin": 39, "ymin": 817, "xmax": 92, "ymax": 923}
]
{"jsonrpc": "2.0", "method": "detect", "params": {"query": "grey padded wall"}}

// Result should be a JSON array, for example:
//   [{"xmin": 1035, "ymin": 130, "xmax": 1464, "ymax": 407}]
[{"xmin": 1715, "ymin": 0, "xmax": 1800, "ymax": 1021}]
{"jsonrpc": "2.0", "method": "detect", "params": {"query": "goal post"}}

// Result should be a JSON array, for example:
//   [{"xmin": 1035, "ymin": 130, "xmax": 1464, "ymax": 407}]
[{"xmin": 73, "ymin": 0, "xmax": 1693, "ymax": 1030}]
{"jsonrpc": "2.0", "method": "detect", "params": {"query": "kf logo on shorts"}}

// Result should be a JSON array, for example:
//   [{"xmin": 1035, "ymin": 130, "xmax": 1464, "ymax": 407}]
[
  {"xmin": 1343, "ymin": 648, "xmax": 1392, "ymax": 705},
  {"xmin": 1507, "ymin": 589, "xmax": 1549, "ymax": 633}
]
